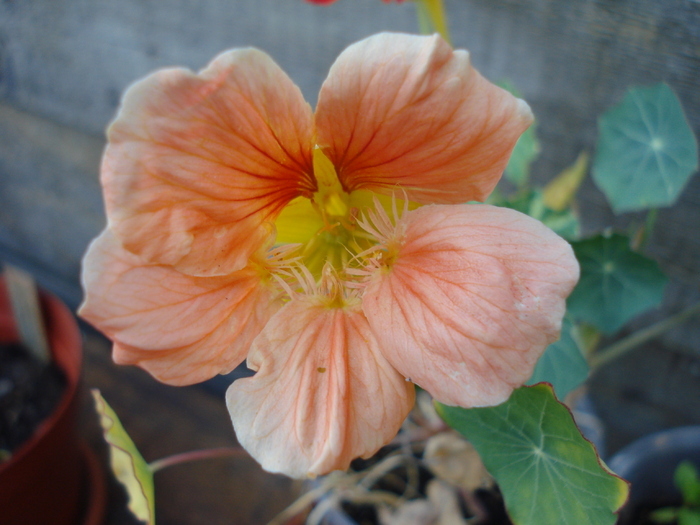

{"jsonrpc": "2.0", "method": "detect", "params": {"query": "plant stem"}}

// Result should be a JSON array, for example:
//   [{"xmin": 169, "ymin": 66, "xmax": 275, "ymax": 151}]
[
  {"xmin": 267, "ymin": 472, "xmax": 359, "ymax": 525},
  {"xmin": 148, "ymin": 447, "xmax": 246, "ymax": 474},
  {"xmin": 590, "ymin": 302, "xmax": 700, "ymax": 369},
  {"xmin": 632, "ymin": 208, "xmax": 658, "ymax": 251},
  {"xmin": 268, "ymin": 450, "xmax": 412, "ymax": 525},
  {"xmin": 415, "ymin": 0, "xmax": 451, "ymax": 44},
  {"xmin": 643, "ymin": 208, "xmax": 659, "ymax": 248}
]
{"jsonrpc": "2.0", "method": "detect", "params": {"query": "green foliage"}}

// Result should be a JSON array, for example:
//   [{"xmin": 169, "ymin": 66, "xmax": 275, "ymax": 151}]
[
  {"xmin": 527, "ymin": 316, "xmax": 589, "ymax": 399},
  {"xmin": 92, "ymin": 389, "xmax": 155, "ymax": 525},
  {"xmin": 499, "ymin": 81, "xmax": 541, "ymax": 187},
  {"xmin": 567, "ymin": 233, "xmax": 667, "ymax": 334},
  {"xmin": 436, "ymin": 384, "xmax": 629, "ymax": 525},
  {"xmin": 543, "ymin": 151, "xmax": 589, "ymax": 212},
  {"xmin": 650, "ymin": 461, "xmax": 700, "ymax": 525},
  {"xmin": 593, "ymin": 83, "xmax": 699, "ymax": 213},
  {"xmin": 677, "ymin": 461, "xmax": 700, "ymax": 507},
  {"xmin": 494, "ymin": 188, "xmax": 580, "ymax": 240},
  {"xmin": 506, "ymin": 125, "xmax": 541, "ymax": 187},
  {"xmin": 679, "ymin": 509, "xmax": 700, "ymax": 525}
]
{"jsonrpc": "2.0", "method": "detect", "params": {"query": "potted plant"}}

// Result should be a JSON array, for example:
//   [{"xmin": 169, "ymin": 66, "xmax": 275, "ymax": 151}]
[
  {"xmin": 609, "ymin": 426, "xmax": 700, "ymax": 525},
  {"xmin": 72, "ymin": 0, "xmax": 699, "ymax": 521},
  {"xmin": 0, "ymin": 268, "xmax": 106, "ymax": 525}
]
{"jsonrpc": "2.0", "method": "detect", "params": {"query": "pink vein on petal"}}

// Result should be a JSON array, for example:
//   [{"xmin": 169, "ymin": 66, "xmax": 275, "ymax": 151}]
[
  {"xmin": 103, "ymin": 48, "xmax": 315, "ymax": 277},
  {"xmin": 362, "ymin": 204, "xmax": 579, "ymax": 407},
  {"xmin": 79, "ymin": 229, "xmax": 281, "ymax": 385},
  {"xmin": 315, "ymin": 33, "xmax": 533, "ymax": 204}
]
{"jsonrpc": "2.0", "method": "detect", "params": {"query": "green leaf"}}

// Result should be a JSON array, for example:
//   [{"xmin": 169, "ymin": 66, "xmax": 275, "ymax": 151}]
[
  {"xmin": 506, "ymin": 126, "xmax": 541, "ymax": 187},
  {"xmin": 567, "ymin": 234, "xmax": 667, "ymax": 334},
  {"xmin": 499, "ymin": 80, "xmax": 541, "ymax": 187},
  {"xmin": 499, "ymin": 189, "xmax": 580, "ymax": 240},
  {"xmin": 92, "ymin": 389, "xmax": 155, "ymax": 525},
  {"xmin": 651, "ymin": 507, "xmax": 679, "ymax": 523},
  {"xmin": 593, "ymin": 83, "xmax": 699, "ymax": 213},
  {"xmin": 543, "ymin": 152, "xmax": 589, "ymax": 212},
  {"xmin": 436, "ymin": 384, "xmax": 629, "ymax": 525},
  {"xmin": 527, "ymin": 317, "xmax": 589, "ymax": 399},
  {"xmin": 676, "ymin": 461, "xmax": 700, "ymax": 507},
  {"xmin": 679, "ymin": 508, "xmax": 700, "ymax": 525}
]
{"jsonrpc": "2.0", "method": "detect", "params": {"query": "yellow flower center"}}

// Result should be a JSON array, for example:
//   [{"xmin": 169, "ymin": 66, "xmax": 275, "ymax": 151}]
[{"xmin": 275, "ymin": 148, "xmax": 415, "ymax": 278}]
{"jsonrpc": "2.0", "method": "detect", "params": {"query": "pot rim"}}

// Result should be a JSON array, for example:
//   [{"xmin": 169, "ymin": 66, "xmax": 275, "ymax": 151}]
[
  {"xmin": 609, "ymin": 425, "xmax": 700, "ymax": 512},
  {"xmin": 609, "ymin": 425, "xmax": 700, "ymax": 479}
]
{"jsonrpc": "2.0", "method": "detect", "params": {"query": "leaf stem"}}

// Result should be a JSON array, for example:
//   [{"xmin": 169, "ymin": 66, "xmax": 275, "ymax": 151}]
[
  {"xmin": 148, "ymin": 447, "xmax": 246, "ymax": 474},
  {"xmin": 643, "ymin": 208, "xmax": 658, "ymax": 246},
  {"xmin": 267, "ymin": 448, "xmax": 415, "ymax": 525},
  {"xmin": 590, "ymin": 302, "xmax": 700, "ymax": 369},
  {"xmin": 632, "ymin": 207, "xmax": 658, "ymax": 251}
]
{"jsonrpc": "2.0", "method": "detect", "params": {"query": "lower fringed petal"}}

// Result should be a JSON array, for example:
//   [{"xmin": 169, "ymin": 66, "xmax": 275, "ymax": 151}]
[
  {"xmin": 362, "ymin": 204, "xmax": 579, "ymax": 408},
  {"xmin": 226, "ymin": 299, "xmax": 415, "ymax": 478},
  {"xmin": 79, "ymin": 229, "xmax": 281, "ymax": 385}
]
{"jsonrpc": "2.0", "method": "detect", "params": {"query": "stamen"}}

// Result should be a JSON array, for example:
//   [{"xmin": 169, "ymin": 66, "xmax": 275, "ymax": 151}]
[
  {"xmin": 271, "ymin": 272, "xmax": 298, "ymax": 299},
  {"xmin": 298, "ymin": 265, "xmax": 318, "ymax": 293},
  {"xmin": 274, "ymin": 149, "xmax": 414, "ymax": 287},
  {"xmin": 266, "ymin": 244, "xmax": 302, "ymax": 267},
  {"xmin": 352, "ymin": 192, "xmax": 408, "ymax": 279},
  {"xmin": 356, "ymin": 193, "xmax": 405, "ymax": 247},
  {"xmin": 355, "ymin": 215, "xmax": 384, "ymax": 244}
]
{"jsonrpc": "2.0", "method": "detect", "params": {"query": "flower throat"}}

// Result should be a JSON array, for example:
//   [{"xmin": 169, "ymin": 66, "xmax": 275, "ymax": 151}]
[{"xmin": 274, "ymin": 148, "xmax": 407, "ymax": 278}]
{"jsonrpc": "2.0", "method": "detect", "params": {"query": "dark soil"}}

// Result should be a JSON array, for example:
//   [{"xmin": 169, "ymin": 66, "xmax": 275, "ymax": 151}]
[{"xmin": 0, "ymin": 341, "xmax": 65, "ymax": 460}]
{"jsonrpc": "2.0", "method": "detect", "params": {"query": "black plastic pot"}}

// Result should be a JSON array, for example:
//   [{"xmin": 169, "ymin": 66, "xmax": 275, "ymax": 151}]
[{"xmin": 609, "ymin": 426, "xmax": 700, "ymax": 524}]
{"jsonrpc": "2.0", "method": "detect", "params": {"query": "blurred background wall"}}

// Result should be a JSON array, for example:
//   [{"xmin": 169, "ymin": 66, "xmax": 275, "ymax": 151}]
[{"xmin": 1, "ymin": 0, "xmax": 698, "ymax": 452}]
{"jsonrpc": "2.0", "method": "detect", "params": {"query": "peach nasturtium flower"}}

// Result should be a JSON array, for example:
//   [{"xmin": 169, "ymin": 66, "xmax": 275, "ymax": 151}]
[{"xmin": 80, "ymin": 33, "xmax": 579, "ymax": 478}]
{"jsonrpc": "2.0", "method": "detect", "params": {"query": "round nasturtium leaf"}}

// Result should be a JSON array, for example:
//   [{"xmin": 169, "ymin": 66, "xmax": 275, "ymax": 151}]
[
  {"xmin": 593, "ymin": 83, "xmax": 698, "ymax": 213},
  {"xmin": 527, "ymin": 316, "xmax": 589, "ymax": 399},
  {"xmin": 92, "ymin": 389, "xmax": 155, "ymax": 525},
  {"xmin": 436, "ymin": 384, "xmax": 629, "ymax": 525},
  {"xmin": 567, "ymin": 233, "xmax": 667, "ymax": 334}
]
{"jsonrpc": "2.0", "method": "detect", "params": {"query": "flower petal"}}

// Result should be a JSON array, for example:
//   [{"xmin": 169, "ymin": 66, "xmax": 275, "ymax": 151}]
[
  {"xmin": 79, "ymin": 229, "xmax": 281, "ymax": 385},
  {"xmin": 315, "ymin": 33, "xmax": 532, "ymax": 204},
  {"xmin": 103, "ymin": 48, "xmax": 315, "ymax": 276},
  {"xmin": 362, "ymin": 204, "xmax": 579, "ymax": 407},
  {"xmin": 226, "ymin": 299, "xmax": 415, "ymax": 478}
]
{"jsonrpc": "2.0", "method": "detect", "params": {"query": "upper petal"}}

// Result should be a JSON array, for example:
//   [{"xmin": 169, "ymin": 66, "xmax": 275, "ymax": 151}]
[
  {"xmin": 315, "ymin": 33, "xmax": 532, "ymax": 204},
  {"xmin": 361, "ymin": 204, "xmax": 579, "ymax": 407},
  {"xmin": 226, "ymin": 299, "xmax": 415, "ymax": 478},
  {"xmin": 103, "ymin": 48, "xmax": 315, "ymax": 276},
  {"xmin": 79, "ymin": 229, "xmax": 281, "ymax": 385}
]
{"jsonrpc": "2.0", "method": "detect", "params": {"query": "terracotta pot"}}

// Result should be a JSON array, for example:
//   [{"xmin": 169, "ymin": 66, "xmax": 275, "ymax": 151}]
[
  {"xmin": 0, "ymin": 276, "xmax": 106, "ymax": 525},
  {"xmin": 609, "ymin": 426, "xmax": 700, "ymax": 524}
]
